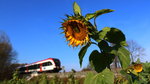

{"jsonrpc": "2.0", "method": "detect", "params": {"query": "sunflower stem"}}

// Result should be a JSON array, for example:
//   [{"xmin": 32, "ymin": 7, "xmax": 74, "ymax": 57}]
[{"xmin": 94, "ymin": 17, "xmax": 97, "ymax": 29}]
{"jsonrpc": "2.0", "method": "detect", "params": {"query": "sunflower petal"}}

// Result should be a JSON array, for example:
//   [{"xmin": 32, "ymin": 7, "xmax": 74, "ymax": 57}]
[
  {"xmin": 67, "ymin": 36, "xmax": 72, "ymax": 41},
  {"xmin": 68, "ymin": 38, "xmax": 75, "ymax": 46},
  {"xmin": 75, "ymin": 40, "xmax": 81, "ymax": 46}
]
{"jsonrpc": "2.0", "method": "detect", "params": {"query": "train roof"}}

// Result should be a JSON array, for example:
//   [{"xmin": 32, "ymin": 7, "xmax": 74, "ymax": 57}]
[{"xmin": 25, "ymin": 58, "xmax": 60, "ymax": 66}]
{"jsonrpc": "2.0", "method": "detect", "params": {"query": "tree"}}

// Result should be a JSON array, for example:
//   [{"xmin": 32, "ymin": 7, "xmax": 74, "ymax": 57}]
[
  {"xmin": 126, "ymin": 40, "xmax": 145, "ymax": 63},
  {"xmin": 0, "ymin": 31, "xmax": 17, "ymax": 80}
]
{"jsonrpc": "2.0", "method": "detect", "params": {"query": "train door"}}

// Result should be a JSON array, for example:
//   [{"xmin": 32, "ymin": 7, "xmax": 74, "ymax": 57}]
[{"xmin": 40, "ymin": 63, "xmax": 42, "ymax": 72}]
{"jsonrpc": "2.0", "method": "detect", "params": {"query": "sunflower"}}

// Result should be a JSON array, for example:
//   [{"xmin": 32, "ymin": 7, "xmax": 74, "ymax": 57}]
[
  {"xmin": 61, "ymin": 16, "xmax": 90, "ymax": 47},
  {"xmin": 133, "ymin": 64, "xmax": 143, "ymax": 72}
]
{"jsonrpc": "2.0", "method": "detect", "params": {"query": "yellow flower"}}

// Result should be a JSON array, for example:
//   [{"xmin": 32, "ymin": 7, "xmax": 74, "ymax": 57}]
[
  {"xmin": 62, "ymin": 19, "xmax": 90, "ymax": 47},
  {"xmin": 133, "ymin": 64, "xmax": 143, "ymax": 72}
]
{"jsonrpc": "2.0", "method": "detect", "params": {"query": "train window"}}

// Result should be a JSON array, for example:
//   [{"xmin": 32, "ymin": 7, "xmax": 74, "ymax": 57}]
[
  {"xmin": 28, "ymin": 64, "xmax": 40, "ymax": 70},
  {"xmin": 19, "ymin": 67, "xmax": 26, "ymax": 71},
  {"xmin": 28, "ymin": 65, "xmax": 35, "ymax": 69},
  {"xmin": 28, "ymin": 66, "xmax": 31, "ymax": 69},
  {"xmin": 48, "ymin": 62, "xmax": 52, "ymax": 65},
  {"xmin": 37, "ymin": 64, "xmax": 40, "ymax": 68},
  {"xmin": 42, "ymin": 63, "xmax": 46, "ymax": 66},
  {"xmin": 28, "ymin": 66, "xmax": 33, "ymax": 69},
  {"xmin": 42, "ymin": 62, "xmax": 52, "ymax": 66},
  {"xmin": 33, "ymin": 65, "xmax": 37, "ymax": 69}
]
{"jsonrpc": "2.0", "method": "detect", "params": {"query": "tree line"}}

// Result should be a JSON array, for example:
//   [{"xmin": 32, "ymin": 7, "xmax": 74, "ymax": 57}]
[{"xmin": 0, "ymin": 31, "xmax": 20, "ymax": 81}]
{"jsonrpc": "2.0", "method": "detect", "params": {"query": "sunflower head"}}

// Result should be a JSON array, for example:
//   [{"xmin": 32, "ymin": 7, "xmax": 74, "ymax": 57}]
[
  {"xmin": 133, "ymin": 64, "xmax": 143, "ymax": 72},
  {"xmin": 61, "ymin": 15, "xmax": 90, "ymax": 47}
]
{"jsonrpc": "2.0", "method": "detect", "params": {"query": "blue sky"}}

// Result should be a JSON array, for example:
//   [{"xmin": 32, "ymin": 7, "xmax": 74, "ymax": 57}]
[{"xmin": 0, "ymin": 0, "xmax": 150, "ymax": 71}]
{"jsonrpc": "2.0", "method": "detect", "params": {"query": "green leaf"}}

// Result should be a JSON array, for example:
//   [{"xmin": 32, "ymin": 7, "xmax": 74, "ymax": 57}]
[
  {"xmin": 120, "ymin": 41, "xmax": 128, "ymax": 46},
  {"xmin": 94, "ymin": 9, "xmax": 114, "ymax": 28},
  {"xmin": 89, "ymin": 50, "xmax": 115, "ymax": 73},
  {"xmin": 84, "ymin": 69, "xmax": 114, "ymax": 84},
  {"xmin": 120, "ymin": 70, "xmax": 133, "ymax": 84},
  {"xmin": 142, "ymin": 62, "xmax": 150, "ymax": 73},
  {"xmin": 85, "ymin": 9, "xmax": 114, "ymax": 21},
  {"xmin": 78, "ymin": 43, "xmax": 91, "ymax": 67},
  {"xmin": 84, "ymin": 72, "xmax": 96, "ymax": 84},
  {"xmin": 95, "ymin": 9, "xmax": 114, "ymax": 18},
  {"xmin": 89, "ymin": 30, "xmax": 101, "ymax": 42},
  {"xmin": 85, "ymin": 13, "xmax": 96, "ymax": 20},
  {"xmin": 117, "ymin": 47, "xmax": 131, "ymax": 69},
  {"xmin": 120, "ymin": 70, "xmax": 127, "ymax": 76},
  {"xmin": 73, "ymin": 2, "xmax": 81, "ymax": 16},
  {"xmin": 91, "ymin": 27, "xmax": 110, "ymax": 43},
  {"xmin": 105, "ymin": 28, "xmax": 126, "ymax": 45},
  {"xmin": 94, "ymin": 68, "xmax": 114, "ymax": 84},
  {"xmin": 98, "ymin": 27, "xmax": 111, "ymax": 39},
  {"xmin": 98, "ymin": 40, "xmax": 110, "ymax": 52}
]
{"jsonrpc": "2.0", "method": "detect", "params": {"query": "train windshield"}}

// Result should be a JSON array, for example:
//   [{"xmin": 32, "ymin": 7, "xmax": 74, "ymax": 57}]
[{"xmin": 53, "ymin": 59, "xmax": 60, "ymax": 66}]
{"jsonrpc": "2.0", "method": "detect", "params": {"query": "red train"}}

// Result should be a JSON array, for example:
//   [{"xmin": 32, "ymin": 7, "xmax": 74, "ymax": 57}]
[{"xmin": 18, "ymin": 58, "xmax": 61, "ymax": 73}]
